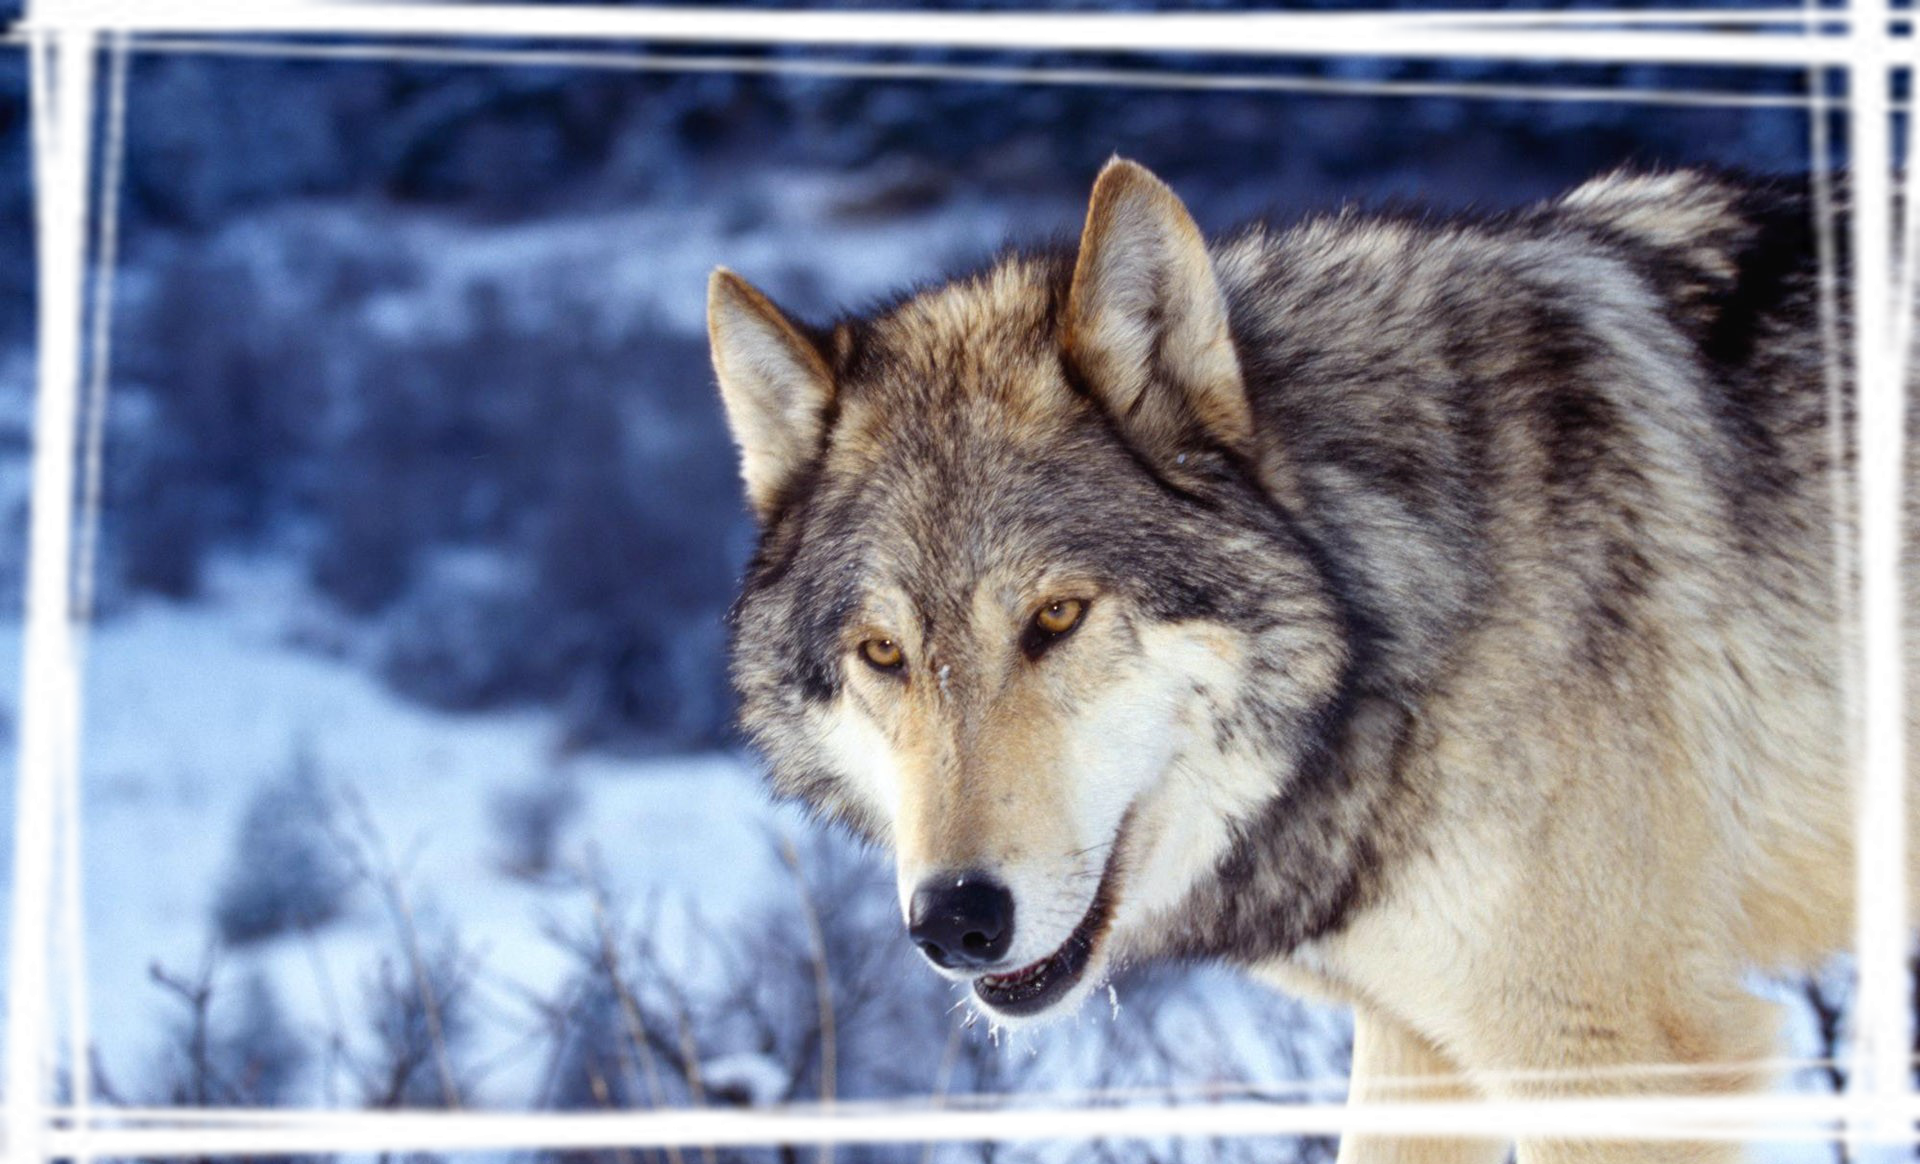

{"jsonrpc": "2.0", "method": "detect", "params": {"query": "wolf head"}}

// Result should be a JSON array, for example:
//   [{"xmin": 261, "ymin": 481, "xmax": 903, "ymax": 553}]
[{"xmin": 708, "ymin": 160, "xmax": 1361, "ymax": 1023}]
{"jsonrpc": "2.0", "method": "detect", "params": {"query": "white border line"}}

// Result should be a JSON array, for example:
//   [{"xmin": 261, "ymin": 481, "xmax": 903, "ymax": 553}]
[
  {"xmin": 29, "ymin": 35, "xmax": 1869, "ymax": 113},
  {"xmin": 26, "ymin": 1048, "xmax": 1903, "ymax": 1124},
  {"xmin": 51, "ymin": 3, "xmax": 1875, "ymax": 30},
  {"xmin": 9, "ymin": 17, "xmax": 95, "ymax": 1164},
  {"xmin": 55, "ymin": 32, "xmax": 130, "ymax": 1164},
  {"xmin": 1844, "ymin": 0, "xmax": 1910, "ymax": 1148},
  {"xmin": 7, "ymin": 1, "xmax": 1912, "ymax": 1159},
  {"xmin": 9, "ymin": 2, "xmax": 1881, "ymax": 67},
  {"xmin": 25, "ymin": 1092, "xmax": 1920, "ymax": 1157}
]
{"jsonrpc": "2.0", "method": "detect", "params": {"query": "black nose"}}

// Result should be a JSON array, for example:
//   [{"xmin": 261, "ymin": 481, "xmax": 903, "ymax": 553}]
[{"xmin": 908, "ymin": 873, "xmax": 1015, "ymax": 969}]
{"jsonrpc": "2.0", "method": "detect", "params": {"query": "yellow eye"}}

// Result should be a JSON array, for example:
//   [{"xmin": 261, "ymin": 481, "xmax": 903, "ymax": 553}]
[
  {"xmin": 861, "ymin": 638, "xmax": 905, "ymax": 671},
  {"xmin": 1034, "ymin": 599, "xmax": 1085, "ymax": 636}
]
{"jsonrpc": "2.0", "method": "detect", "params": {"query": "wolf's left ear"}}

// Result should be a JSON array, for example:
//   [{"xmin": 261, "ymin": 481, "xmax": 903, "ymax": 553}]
[
  {"xmin": 708, "ymin": 269, "xmax": 837, "ymax": 521},
  {"xmin": 1065, "ymin": 159, "xmax": 1252, "ymax": 462}
]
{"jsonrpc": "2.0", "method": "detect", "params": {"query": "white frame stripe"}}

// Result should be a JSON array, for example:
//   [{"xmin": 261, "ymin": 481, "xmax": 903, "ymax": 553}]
[
  {"xmin": 7, "ymin": 36, "xmax": 1871, "ymax": 113},
  {"xmin": 35, "ymin": 1092, "xmax": 1920, "ymax": 1157},
  {"xmin": 1845, "ymin": 0, "xmax": 1910, "ymax": 1148},
  {"xmin": 8, "ymin": 17, "xmax": 95, "ymax": 1164},
  {"xmin": 55, "ymin": 31, "xmax": 131, "ymax": 1164},
  {"xmin": 6, "ymin": 1, "xmax": 1892, "ymax": 67}
]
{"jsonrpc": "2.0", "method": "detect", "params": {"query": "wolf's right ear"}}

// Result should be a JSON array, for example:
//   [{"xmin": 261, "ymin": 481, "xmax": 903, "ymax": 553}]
[
  {"xmin": 1065, "ymin": 159, "xmax": 1252, "ymax": 463},
  {"xmin": 708, "ymin": 269, "xmax": 836, "ymax": 521}
]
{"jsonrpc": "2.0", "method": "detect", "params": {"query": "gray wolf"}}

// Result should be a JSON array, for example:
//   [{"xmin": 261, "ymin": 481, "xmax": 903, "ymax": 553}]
[{"xmin": 706, "ymin": 158, "xmax": 1910, "ymax": 1164}]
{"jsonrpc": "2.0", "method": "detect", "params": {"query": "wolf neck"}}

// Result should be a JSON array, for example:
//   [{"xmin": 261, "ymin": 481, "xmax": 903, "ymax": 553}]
[
  {"xmin": 1217, "ymin": 237, "xmax": 1494, "ymax": 707},
  {"xmin": 1148, "ymin": 226, "xmax": 1555, "ymax": 967}
]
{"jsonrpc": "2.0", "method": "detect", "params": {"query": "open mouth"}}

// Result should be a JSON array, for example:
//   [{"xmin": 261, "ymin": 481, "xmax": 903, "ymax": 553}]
[{"xmin": 972, "ymin": 827, "xmax": 1126, "ymax": 1018}]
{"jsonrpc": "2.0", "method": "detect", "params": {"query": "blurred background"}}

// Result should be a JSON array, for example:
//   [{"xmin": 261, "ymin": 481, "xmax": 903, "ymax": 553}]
[{"xmin": 0, "ymin": 9, "xmax": 1877, "ymax": 1162}]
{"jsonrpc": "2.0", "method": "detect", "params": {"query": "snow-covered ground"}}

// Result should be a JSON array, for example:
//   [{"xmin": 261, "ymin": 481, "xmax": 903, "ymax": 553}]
[
  {"xmin": 14, "ymin": 553, "xmax": 790, "ymax": 1105},
  {"xmin": 0, "ymin": 551, "xmax": 1357, "ymax": 1120}
]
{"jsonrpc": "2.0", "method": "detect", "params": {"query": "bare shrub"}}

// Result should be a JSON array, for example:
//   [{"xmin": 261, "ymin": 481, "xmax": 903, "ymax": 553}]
[
  {"xmin": 112, "ymin": 436, "xmax": 213, "ymax": 601},
  {"xmin": 330, "ymin": 786, "xmax": 478, "ymax": 1109},
  {"xmin": 308, "ymin": 456, "xmax": 418, "ymax": 616},
  {"xmin": 138, "ymin": 951, "xmax": 309, "ymax": 1108},
  {"xmin": 358, "ymin": 934, "xmax": 478, "ymax": 1109},
  {"xmin": 307, "ymin": 287, "xmax": 746, "ymax": 749},
  {"xmin": 526, "ymin": 830, "xmax": 1350, "ymax": 1164},
  {"xmin": 491, "ymin": 762, "xmax": 582, "ymax": 881},
  {"xmin": 380, "ymin": 547, "xmax": 541, "ymax": 711},
  {"xmin": 213, "ymin": 750, "xmax": 354, "ymax": 946},
  {"xmin": 110, "ymin": 253, "xmax": 332, "ymax": 597},
  {"xmin": 116, "ymin": 805, "xmax": 1348, "ymax": 1164}
]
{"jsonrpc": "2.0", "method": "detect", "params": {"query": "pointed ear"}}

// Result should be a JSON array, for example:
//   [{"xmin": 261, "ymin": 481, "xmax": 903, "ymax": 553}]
[
  {"xmin": 1064, "ymin": 159, "xmax": 1252, "ymax": 460},
  {"xmin": 708, "ymin": 269, "xmax": 836, "ymax": 521}
]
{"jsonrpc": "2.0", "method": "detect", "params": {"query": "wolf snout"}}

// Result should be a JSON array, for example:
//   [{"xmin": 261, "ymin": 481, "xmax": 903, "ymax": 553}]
[{"xmin": 908, "ymin": 872, "xmax": 1015, "ymax": 970}]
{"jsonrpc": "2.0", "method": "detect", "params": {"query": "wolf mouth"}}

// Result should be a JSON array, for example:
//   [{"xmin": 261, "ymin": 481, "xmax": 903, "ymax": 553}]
[{"xmin": 972, "ymin": 825, "xmax": 1127, "ymax": 1017}]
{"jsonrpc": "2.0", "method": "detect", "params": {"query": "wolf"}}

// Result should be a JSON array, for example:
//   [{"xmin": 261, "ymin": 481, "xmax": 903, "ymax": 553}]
[{"xmin": 706, "ymin": 158, "xmax": 1912, "ymax": 1164}]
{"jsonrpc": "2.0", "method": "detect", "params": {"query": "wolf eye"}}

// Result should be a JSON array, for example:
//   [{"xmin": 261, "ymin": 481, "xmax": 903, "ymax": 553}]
[
  {"xmin": 860, "ymin": 638, "xmax": 905, "ymax": 672},
  {"xmin": 1023, "ymin": 599, "xmax": 1086, "ymax": 659},
  {"xmin": 1036, "ymin": 599, "xmax": 1084, "ymax": 635}
]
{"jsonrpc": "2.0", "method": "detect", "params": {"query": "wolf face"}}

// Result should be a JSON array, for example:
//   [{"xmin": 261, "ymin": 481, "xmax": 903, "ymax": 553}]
[{"xmin": 709, "ymin": 162, "xmax": 1372, "ymax": 1023}]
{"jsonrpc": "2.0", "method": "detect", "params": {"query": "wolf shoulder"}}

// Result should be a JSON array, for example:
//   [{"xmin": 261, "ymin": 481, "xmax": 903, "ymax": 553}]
[{"xmin": 1206, "ymin": 171, "xmax": 1857, "ymax": 615}]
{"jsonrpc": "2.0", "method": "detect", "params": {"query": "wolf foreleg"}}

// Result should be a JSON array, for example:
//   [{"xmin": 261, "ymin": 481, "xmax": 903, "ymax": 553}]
[{"xmin": 1337, "ymin": 1007, "xmax": 1512, "ymax": 1164}]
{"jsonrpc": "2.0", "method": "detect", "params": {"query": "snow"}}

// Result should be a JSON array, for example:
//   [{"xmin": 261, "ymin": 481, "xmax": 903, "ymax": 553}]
[
  {"xmin": 0, "ymin": 552, "xmax": 796, "ymax": 1106},
  {"xmin": 700, "ymin": 1051, "xmax": 790, "ymax": 1108}
]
